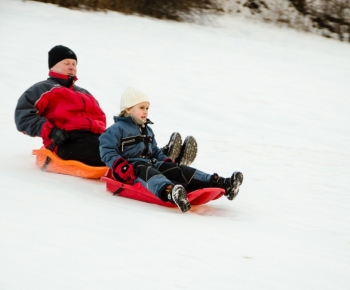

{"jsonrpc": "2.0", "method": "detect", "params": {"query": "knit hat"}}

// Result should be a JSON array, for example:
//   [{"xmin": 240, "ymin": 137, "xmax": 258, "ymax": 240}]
[
  {"xmin": 48, "ymin": 45, "xmax": 77, "ymax": 69},
  {"xmin": 120, "ymin": 87, "xmax": 150, "ymax": 112}
]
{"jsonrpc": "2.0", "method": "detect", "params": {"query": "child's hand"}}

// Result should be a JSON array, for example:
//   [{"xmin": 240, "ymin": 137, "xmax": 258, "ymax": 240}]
[{"xmin": 112, "ymin": 157, "xmax": 136, "ymax": 184}]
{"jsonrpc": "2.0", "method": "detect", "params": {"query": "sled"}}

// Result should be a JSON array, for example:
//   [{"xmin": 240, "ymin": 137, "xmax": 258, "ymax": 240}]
[
  {"xmin": 32, "ymin": 147, "xmax": 108, "ymax": 179},
  {"xmin": 101, "ymin": 169, "xmax": 225, "ymax": 207}
]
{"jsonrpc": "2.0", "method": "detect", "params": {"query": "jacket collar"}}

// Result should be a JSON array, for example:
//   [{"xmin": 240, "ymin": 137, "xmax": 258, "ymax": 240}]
[
  {"xmin": 114, "ymin": 115, "xmax": 154, "ymax": 126},
  {"xmin": 48, "ymin": 71, "xmax": 78, "ymax": 88}
]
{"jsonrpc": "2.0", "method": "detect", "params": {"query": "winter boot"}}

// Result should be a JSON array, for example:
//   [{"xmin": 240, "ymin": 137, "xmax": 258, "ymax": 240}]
[
  {"xmin": 165, "ymin": 184, "xmax": 191, "ymax": 212},
  {"xmin": 161, "ymin": 132, "xmax": 182, "ymax": 161},
  {"xmin": 176, "ymin": 136, "xmax": 198, "ymax": 166},
  {"xmin": 213, "ymin": 172, "xmax": 244, "ymax": 201}
]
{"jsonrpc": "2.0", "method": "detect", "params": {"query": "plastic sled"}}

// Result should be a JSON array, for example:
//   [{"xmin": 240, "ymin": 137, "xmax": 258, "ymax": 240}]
[
  {"xmin": 101, "ymin": 169, "xmax": 225, "ymax": 207},
  {"xmin": 32, "ymin": 147, "xmax": 108, "ymax": 179}
]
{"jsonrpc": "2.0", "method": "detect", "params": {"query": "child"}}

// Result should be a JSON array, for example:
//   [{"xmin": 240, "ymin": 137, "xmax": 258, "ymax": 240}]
[{"xmin": 99, "ymin": 87, "xmax": 243, "ymax": 213}]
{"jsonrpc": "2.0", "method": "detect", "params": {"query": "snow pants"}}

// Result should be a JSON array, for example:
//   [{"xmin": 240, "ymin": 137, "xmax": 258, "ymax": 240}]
[
  {"xmin": 132, "ymin": 160, "xmax": 213, "ymax": 201},
  {"xmin": 56, "ymin": 130, "xmax": 105, "ymax": 167}
]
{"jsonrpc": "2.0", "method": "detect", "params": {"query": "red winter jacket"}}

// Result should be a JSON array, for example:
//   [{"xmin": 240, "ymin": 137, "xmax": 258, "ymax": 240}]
[{"xmin": 15, "ymin": 71, "xmax": 106, "ymax": 148}]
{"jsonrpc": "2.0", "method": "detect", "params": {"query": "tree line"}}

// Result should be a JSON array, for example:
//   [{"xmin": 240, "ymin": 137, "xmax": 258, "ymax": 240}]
[{"xmin": 32, "ymin": 0, "xmax": 350, "ymax": 42}]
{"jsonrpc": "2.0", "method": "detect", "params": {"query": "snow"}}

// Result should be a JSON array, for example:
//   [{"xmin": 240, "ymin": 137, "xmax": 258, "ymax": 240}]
[{"xmin": 1, "ymin": 0, "xmax": 350, "ymax": 289}]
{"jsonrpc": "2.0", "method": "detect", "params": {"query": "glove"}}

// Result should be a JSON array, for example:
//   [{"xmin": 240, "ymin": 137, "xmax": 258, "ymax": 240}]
[
  {"xmin": 163, "ymin": 158, "xmax": 174, "ymax": 163},
  {"xmin": 49, "ymin": 127, "xmax": 69, "ymax": 146},
  {"xmin": 112, "ymin": 157, "xmax": 136, "ymax": 184}
]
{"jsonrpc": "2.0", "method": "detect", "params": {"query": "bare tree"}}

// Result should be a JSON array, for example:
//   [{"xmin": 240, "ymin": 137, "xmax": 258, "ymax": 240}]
[
  {"xmin": 32, "ymin": 0, "xmax": 221, "ymax": 21},
  {"xmin": 290, "ymin": 0, "xmax": 350, "ymax": 41}
]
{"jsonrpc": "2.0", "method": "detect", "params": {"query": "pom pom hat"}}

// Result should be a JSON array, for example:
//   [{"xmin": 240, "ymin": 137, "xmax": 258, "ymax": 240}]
[
  {"xmin": 48, "ymin": 45, "xmax": 77, "ymax": 69},
  {"xmin": 120, "ymin": 87, "xmax": 150, "ymax": 112}
]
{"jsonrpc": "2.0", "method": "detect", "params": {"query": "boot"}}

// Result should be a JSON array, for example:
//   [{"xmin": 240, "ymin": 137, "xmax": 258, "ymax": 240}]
[
  {"xmin": 176, "ymin": 136, "xmax": 198, "ymax": 166},
  {"xmin": 165, "ymin": 184, "xmax": 191, "ymax": 213},
  {"xmin": 161, "ymin": 132, "xmax": 182, "ymax": 161},
  {"xmin": 213, "ymin": 172, "xmax": 244, "ymax": 201}
]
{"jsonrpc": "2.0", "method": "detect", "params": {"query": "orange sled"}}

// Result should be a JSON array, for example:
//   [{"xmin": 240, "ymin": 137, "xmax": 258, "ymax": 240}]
[
  {"xmin": 101, "ymin": 169, "xmax": 225, "ymax": 207},
  {"xmin": 32, "ymin": 147, "xmax": 108, "ymax": 179}
]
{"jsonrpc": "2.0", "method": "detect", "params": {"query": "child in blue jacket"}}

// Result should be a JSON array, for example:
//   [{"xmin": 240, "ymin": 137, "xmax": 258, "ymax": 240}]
[{"xmin": 99, "ymin": 87, "xmax": 243, "ymax": 213}]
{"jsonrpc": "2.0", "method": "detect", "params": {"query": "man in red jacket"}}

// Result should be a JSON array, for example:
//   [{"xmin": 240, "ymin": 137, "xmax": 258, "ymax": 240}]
[
  {"xmin": 15, "ymin": 45, "xmax": 107, "ymax": 166},
  {"xmin": 15, "ymin": 45, "xmax": 197, "ymax": 167}
]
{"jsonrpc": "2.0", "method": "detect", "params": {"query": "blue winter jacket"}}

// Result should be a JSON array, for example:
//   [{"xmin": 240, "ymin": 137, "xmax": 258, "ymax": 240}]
[{"xmin": 99, "ymin": 116, "xmax": 168, "ymax": 168}]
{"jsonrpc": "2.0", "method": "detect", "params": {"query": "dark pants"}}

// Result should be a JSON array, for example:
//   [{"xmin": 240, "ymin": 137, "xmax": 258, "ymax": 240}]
[
  {"xmin": 133, "ymin": 160, "xmax": 213, "ymax": 200},
  {"xmin": 56, "ymin": 130, "xmax": 105, "ymax": 167}
]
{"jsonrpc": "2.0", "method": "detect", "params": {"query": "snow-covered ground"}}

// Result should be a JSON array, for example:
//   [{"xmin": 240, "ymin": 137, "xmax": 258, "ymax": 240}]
[{"xmin": 1, "ymin": 0, "xmax": 350, "ymax": 289}]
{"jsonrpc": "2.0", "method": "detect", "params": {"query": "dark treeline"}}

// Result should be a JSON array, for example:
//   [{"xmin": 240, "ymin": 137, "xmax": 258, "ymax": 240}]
[
  {"xmin": 32, "ymin": 0, "xmax": 221, "ymax": 21},
  {"xmin": 289, "ymin": 0, "xmax": 350, "ymax": 41},
  {"xmin": 32, "ymin": 0, "xmax": 350, "ymax": 42}
]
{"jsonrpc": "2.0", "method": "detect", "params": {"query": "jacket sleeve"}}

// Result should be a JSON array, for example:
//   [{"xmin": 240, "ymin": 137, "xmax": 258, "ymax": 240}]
[
  {"xmin": 152, "ymin": 143, "xmax": 169, "ymax": 161},
  {"xmin": 14, "ymin": 81, "xmax": 52, "ymax": 138},
  {"xmin": 150, "ymin": 130, "xmax": 168, "ymax": 161},
  {"xmin": 99, "ymin": 125, "xmax": 124, "ymax": 168}
]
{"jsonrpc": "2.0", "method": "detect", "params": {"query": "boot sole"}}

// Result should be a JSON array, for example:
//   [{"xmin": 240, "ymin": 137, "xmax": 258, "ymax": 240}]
[
  {"xmin": 176, "ymin": 200, "xmax": 191, "ymax": 213},
  {"xmin": 172, "ymin": 185, "xmax": 191, "ymax": 213},
  {"xmin": 227, "ymin": 172, "xmax": 244, "ymax": 201},
  {"xmin": 167, "ymin": 132, "xmax": 182, "ymax": 161},
  {"xmin": 177, "ymin": 136, "xmax": 198, "ymax": 166}
]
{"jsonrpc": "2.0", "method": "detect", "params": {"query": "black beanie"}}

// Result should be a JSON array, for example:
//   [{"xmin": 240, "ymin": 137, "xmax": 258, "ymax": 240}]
[{"xmin": 48, "ymin": 45, "xmax": 77, "ymax": 69}]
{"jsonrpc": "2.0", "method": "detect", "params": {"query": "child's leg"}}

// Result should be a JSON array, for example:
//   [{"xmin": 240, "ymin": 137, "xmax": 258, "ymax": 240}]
[
  {"xmin": 156, "ymin": 162, "xmax": 213, "ymax": 191},
  {"xmin": 133, "ymin": 161, "xmax": 172, "ymax": 200},
  {"xmin": 212, "ymin": 172, "xmax": 244, "ymax": 200},
  {"xmin": 156, "ymin": 162, "xmax": 244, "ymax": 200},
  {"xmin": 134, "ymin": 161, "xmax": 191, "ymax": 212}
]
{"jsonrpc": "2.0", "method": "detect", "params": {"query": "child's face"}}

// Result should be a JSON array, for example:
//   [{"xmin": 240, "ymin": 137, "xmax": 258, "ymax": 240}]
[{"xmin": 126, "ymin": 101, "xmax": 150, "ymax": 122}]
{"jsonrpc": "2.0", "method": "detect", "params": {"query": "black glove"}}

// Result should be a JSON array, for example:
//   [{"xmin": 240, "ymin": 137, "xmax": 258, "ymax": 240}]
[{"xmin": 49, "ymin": 127, "xmax": 69, "ymax": 146}]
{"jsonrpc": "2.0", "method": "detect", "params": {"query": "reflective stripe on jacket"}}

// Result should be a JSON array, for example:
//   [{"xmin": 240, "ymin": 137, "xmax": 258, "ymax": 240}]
[{"xmin": 99, "ymin": 116, "xmax": 168, "ymax": 168}]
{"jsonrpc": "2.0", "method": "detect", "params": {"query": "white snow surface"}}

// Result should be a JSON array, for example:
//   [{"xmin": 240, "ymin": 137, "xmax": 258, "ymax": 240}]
[{"xmin": 1, "ymin": 0, "xmax": 350, "ymax": 289}]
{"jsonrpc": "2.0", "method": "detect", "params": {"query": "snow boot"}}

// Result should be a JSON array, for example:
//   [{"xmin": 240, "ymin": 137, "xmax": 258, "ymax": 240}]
[
  {"xmin": 161, "ymin": 132, "xmax": 182, "ymax": 161},
  {"xmin": 165, "ymin": 184, "xmax": 191, "ymax": 213},
  {"xmin": 213, "ymin": 172, "xmax": 244, "ymax": 201},
  {"xmin": 176, "ymin": 136, "xmax": 198, "ymax": 166}
]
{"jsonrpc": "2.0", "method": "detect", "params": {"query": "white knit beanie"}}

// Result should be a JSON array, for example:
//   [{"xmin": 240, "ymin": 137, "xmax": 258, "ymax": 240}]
[{"xmin": 120, "ymin": 87, "xmax": 150, "ymax": 112}]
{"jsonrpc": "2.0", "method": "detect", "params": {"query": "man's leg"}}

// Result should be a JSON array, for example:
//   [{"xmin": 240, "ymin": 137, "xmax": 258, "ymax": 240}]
[
  {"xmin": 57, "ymin": 131, "xmax": 105, "ymax": 167},
  {"xmin": 161, "ymin": 133, "xmax": 198, "ymax": 166},
  {"xmin": 176, "ymin": 136, "xmax": 197, "ymax": 166},
  {"xmin": 161, "ymin": 132, "xmax": 182, "ymax": 161}
]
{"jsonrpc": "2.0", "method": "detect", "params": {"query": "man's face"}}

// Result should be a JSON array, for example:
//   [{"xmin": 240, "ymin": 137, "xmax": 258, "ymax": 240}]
[{"xmin": 50, "ymin": 58, "xmax": 77, "ymax": 76}]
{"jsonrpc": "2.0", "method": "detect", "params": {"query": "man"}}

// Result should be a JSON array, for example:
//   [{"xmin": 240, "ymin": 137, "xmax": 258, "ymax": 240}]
[{"xmin": 15, "ymin": 45, "xmax": 197, "ymax": 167}]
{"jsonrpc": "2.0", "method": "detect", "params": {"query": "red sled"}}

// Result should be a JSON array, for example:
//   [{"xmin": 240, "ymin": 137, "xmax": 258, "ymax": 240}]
[{"xmin": 101, "ymin": 169, "xmax": 225, "ymax": 207}]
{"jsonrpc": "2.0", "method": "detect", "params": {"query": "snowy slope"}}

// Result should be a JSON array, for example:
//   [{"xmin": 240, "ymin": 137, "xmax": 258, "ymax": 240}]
[{"xmin": 1, "ymin": 0, "xmax": 350, "ymax": 289}]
